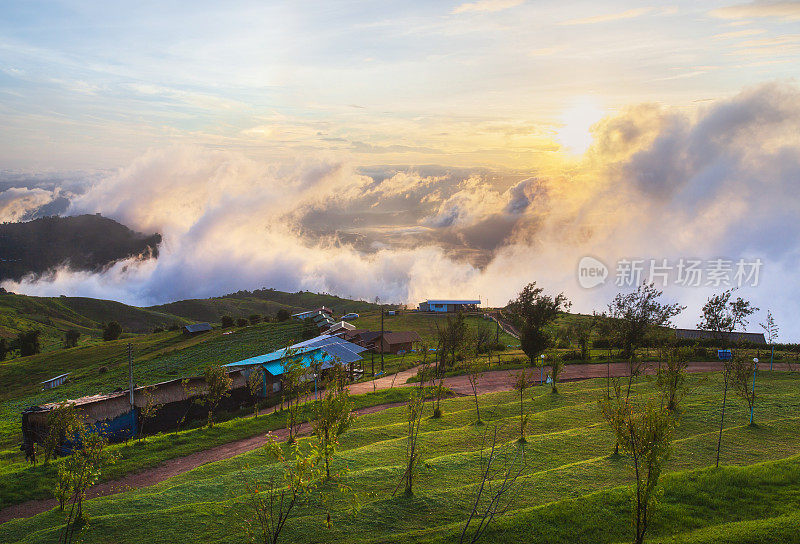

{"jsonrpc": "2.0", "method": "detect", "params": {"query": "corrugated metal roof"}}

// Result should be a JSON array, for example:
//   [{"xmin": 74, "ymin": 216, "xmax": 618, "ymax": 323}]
[
  {"xmin": 225, "ymin": 335, "xmax": 365, "ymax": 375},
  {"xmin": 184, "ymin": 323, "xmax": 213, "ymax": 333},
  {"xmin": 41, "ymin": 373, "xmax": 70, "ymax": 385}
]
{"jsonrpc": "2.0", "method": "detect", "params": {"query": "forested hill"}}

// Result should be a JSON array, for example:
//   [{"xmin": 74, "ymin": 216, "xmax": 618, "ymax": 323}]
[{"xmin": 0, "ymin": 214, "xmax": 161, "ymax": 281}]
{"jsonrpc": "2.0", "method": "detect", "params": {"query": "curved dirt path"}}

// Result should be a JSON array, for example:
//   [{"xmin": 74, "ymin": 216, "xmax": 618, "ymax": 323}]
[{"xmin": 3, "ymin": 360, "xmax": 793, "ymax": 523}]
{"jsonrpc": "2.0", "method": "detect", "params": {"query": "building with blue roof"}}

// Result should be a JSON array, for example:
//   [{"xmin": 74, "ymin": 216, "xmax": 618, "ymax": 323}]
[
  {"xmin": 224, "ymin": 335, "xmax": 367, "ymax": 397},
  {"xmin": 418, "ymin": 299, "xmax": 481, "ymax": 313}
]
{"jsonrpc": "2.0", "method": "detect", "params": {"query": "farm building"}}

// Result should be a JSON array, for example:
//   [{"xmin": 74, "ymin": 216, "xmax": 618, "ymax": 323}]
[
  {"xmin": 41, "ymin": 373, "xmax": 70, "ymax": 390},
  {"xmin": 21, "ymin": 370, "xmax": 251, "ymax": 455},
  {"xmin": 342, "ymin": 329, "xmax": 384, "ymax": 349},
  {"xmin": 418, "ymin": 299, "xmax": 481, "ymax": 313},
  {"xmin": 183, "ymin": 322, "xmax": 213, "ymax": 335},
  {"xmin": 291, "ymin": 307, "xmax": 333, "ymax": 321},
  {"xmin": 225, "ymin": 334, "xmax": 367, "ymax": 387},
  {"xmin": 292, "ymin": 307, "xmax": 336, "ymax": 330},
  {"xmin": 674, "ymin": 328, "xmax": 766, "ymax": 344},
  {"xmin": 327, "ymin": 321, "xmax": 356, "ymax": 335},
  {"xmin": 340, "ymin": 329, "xmax": 421, "ymax": 354},
  {"xmin": 374, "ymin": 331, "xmax": 422, "ymax": 354}
]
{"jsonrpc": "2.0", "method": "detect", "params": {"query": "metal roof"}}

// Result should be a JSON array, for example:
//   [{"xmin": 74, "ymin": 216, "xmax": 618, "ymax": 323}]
[
  {"xmin": 184, "ymin": 323, "xmax": 213, "ymax": 333},
  {"xmin": 425, "ymin": 299, "xmax": 481, "ymax": 305},
  {"xmin": 224, "ymin": 335, "xmax": 366, "ymax": 375},
  {"xmin": 41, "ymin": 373, "xmax": 70, "ymax": 385}
]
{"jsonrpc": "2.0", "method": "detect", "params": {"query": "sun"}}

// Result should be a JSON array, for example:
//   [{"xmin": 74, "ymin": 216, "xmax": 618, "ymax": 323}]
[{"xmin": 555, "ymin": 96, "xmax": 605, "ymax": 155}]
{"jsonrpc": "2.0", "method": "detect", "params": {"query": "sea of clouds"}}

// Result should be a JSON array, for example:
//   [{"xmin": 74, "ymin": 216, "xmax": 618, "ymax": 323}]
[{"xmin": 1, "ymin": 82, "xmax": 799, "ymax": 337}]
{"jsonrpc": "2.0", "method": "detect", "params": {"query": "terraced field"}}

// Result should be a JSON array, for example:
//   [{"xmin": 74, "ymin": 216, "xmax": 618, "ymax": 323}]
[{"xmin": 3, "ymin": 371, "xmax": 800, "ymax": 543}]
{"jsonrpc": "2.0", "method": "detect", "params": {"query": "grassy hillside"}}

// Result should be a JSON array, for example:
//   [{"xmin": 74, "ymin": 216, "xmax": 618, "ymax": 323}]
[
  {"xmin": 2, "ymin": 372, "xmax": 800, "ymax": 543},
  {"xmin": 0, "ymin": 288, "xmax": 381, "ymax": 356},
  {"xmin": 150, "ymin": 289, "xmax": 380, "ymax": 323},
  {"xmin": 0, "ymin": 321, "xmax": 304, "ymax": 449},
  {"xmin": 349, "ymin": 310, "xmax": 518, "ymax": 347}
]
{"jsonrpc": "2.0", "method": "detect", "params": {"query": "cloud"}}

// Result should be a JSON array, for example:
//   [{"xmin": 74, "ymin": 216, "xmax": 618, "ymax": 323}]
[
  {"xmin": 4, "ymin": 83, "xmax": 800, "ymax": 338},
  {"xmin": 711, "ymin": 1, "xmax": 800, "ymax": 21},
  {"xmin": 560, "ymin": 7, "xmax": 653, "ymax": 26},
  {"xmin": 452, "ymin": 0, "xmax": 524, "ymax": 14},
  {"xmin": 0, "ymin": 187, "xmax": 59, "ymax": 222}
]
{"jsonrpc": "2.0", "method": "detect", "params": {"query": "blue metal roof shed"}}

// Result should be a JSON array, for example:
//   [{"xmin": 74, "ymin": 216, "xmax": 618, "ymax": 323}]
[
  {"xmin": 41, "ymin": 373, "xmax": 70, "ymax": 390},
  {"xmin": 184, "ymin": 323, "xmax": 213, "ymax": 334},
  {"xmin": 224, "ymin": 335, "xmax": 366, "ymax": 377}
]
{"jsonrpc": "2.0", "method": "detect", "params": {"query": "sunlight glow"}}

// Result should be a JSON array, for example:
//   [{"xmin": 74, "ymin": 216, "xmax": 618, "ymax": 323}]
[{"xmin": 556, "ymin": 96, "xmax": 605, "ymax": 155}]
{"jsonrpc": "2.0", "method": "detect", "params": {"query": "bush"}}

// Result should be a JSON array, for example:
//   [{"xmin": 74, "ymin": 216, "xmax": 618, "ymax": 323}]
[
  {"xmin": 248, "ymin": 314, "xmax": 262, "ymax": 325},
  {"xmin": 236, "ymin": 318, "xmax": 249, "ymax": 327},
  {"xmin": 167, "ymin": 324, "xmax": 180, "ymax": 331},
  {"xmin": 98, "ymin": 366, "xmax": 108, "ymax": 374},
  {"xmin": 560, "ymin": 350, "xmax": 581, "ymax": 362},
  {"xmin": 152, "ymin": 327, "xmax": 165, "ymax": 333},
  {"xmin": 276, "ymin": 309, "xmax": 291, "ymax": 322},
  {"xmin": 102, "ymin": 322, "xmax": 123, "ymax": 341},
  {"xmin": 221, "ymin": 315, "xmax": 234, "ymax": 328}
]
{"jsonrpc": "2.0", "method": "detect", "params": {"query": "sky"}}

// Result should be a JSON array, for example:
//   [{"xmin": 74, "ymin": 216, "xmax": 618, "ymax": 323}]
[{"xmin": 1, "ymin": 1, "xmax": 800, "ymax": 338}]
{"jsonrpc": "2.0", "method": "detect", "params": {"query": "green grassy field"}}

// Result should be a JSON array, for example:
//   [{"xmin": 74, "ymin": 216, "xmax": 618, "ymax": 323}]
[{"xmin": 3, "ymin": 371, "xmax": 800, "ymax": 543}]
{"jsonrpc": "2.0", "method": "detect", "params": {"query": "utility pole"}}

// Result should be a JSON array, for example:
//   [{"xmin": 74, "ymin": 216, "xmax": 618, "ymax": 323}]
[
  {"xmin": 380, "ymin": 308, "xmax": 385, "ymax": 373},
  {"xmin": 127, "ymin": 343, "xmax": 134, "ymax": 409}
]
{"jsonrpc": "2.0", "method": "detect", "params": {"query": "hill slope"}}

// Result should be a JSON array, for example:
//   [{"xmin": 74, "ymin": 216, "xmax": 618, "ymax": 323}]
[{"xmin": 0, "ymin": 215, "xmax": 161, "ymax": 282}]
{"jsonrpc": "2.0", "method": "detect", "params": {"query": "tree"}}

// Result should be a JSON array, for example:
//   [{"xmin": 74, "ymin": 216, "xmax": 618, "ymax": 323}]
[
  {"xmin": 311, "ymin": 387, "xmax": 355, "ymax": 480},
  {"xmin": 138, "ymin": 388, "xmax": 161, "ymax": 441},
  {"xmin": 237, "ymin": 317, "xmax": 249, "ymax": 327},
  {"xmin": 276, "ymin": 309, "xmax": 291, "ymax": 322},
  {"xmin": 512, "ymin": 370, "xmax": 530, "ymax": 442},
  {"xmin": 505, "ymin": 282, "xmax": 570, "ymax": 366},
  {"xmin": 175, "ymin": 379, "xmax": 201, "ymax": 435},
  {"xmin": 244, "ymin": 437, "xmax": 322, "ymax": 544},
  {"xmin": 550, "ymin": 357, "xmax": 563, "ymax": 394},
  {"xmin": 435, "ymin": 313, "xmax": 467, "ymax": 371},
  {"xmin": 43, "ymin": 402, "xmax": 85, "ymax": 463},
  {"xmin": 17, "ymin": 329, "xmax": 42, "ymax": 356},
  {"xmin": 221, "ymin": 315, "xmax": 234, "ymax": 328},
  {"xmin": 697, "ymin": 289, "xmax": 758, "ymax": 348},
  {"xmin": 397, "ymin": 388, "xmax": 425, "ymax": 495},
  {"xmin": 467, "ymin": 361, "xmax": 482, "ymax": 424},
  {"xmin": 0, "ymin": 338, "xmax": 7, "ymax": 361},
  {"xmin": 459, "ymin": 426, "xmax": 526, "ymax": 544},
  {"xmin": 760, "ymin": 310, "xmax": 779, "ymax": 371},
  {"xmin": 656, "ymin": 343, "xmax": 688, "ymax": 412},
  {"xmin": 606, "ymin": 283, "xmax": 684, "ymax": 361},
  {"xmin": 202, "ymin": 364, "xmax": 232, "ymax": 428},
  {"xmin": 470, "ymin": 322, "xmax": 494, "ymax": 356},
  {"xmin": 729, "ymin": 356, "xmax": 758, "ymax": 425},
  {"xmin": 699, "ymin": 290, "xmax": 757, "ymax": 466},
  {"xmin": 64, "ymin": 329, "xmax": 81, "ymax": 349},
  {"xmin": 568, "ymin": 317, "xmax": 598, "ymax": 361},
  {"xmin": 56, "ymin": 430, "xmax": 116, "ymax": 544},
  {"xmin": 249, "ymin": 314, "xmax": 262, "ymax": 325},
  {"xmin": 102, "ymin": 321, "xmax": 122, "ymax": 341},
  {"xmin": 601, "ymin": 381, "xmax": 677, "ymax": 544},
  {"xmin": 282, "ymin": 354, "xmax": 307, "ymax": 442},
  {"xmin": 247, "ymin": 370, "xmax": 264, "ymax": 418}
]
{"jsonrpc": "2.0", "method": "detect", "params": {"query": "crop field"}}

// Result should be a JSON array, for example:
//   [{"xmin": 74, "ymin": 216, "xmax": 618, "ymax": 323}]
[
  {"xmin": 3, "ymin": 371, "xmax": 800, "ymax": 543},
  {"xmin": 0, "ymin": 322, "xmax": 303, "ymax": 450}
]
